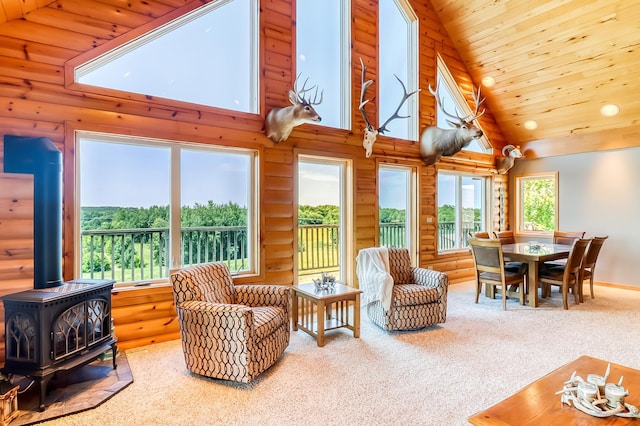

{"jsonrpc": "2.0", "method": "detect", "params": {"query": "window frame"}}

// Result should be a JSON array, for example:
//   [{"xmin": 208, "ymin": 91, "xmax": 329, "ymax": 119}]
[
  {"xmin": 437, "ymin": 169, "xmax": 489, "ymax": 252},
  {"xmin": 435, "ymin": 54, "xmax": 492, "ymax": 153},
  {"xmin": 378, "ymin": 0, "xmax": 419, "ymax": 141},
  {"xmin": 73, "ymin": 0, "xmax": 260, "ymax": 114},
  {"xmin": 514, "ymin": 172, "xmax": 559, "ymax": 237},
  {"xmin": 295, "ymin": 0, "xmax": 352, "ymax": 130},
  {"xmin": 295, "ymin": 153, "xmax": 354, "ymax": 284},
  {"xmin": 377, "ymin": 162, "xmax": 418, "ymax": 263},
  {"xmin": 75, "ymin": 131, "xmax": 260, "ymax": 289}
]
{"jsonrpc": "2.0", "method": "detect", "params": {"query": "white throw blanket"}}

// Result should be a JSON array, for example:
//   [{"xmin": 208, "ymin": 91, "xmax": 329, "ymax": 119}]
[{"xmin": 356, "ymin": 247, "xmax": 394, "ymax": 311}]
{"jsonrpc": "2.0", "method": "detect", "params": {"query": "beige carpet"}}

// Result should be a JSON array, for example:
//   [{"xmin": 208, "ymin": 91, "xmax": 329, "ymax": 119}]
[{"xmin": 37, "ymin": 282, "xmax": 640, "ymax": 426}]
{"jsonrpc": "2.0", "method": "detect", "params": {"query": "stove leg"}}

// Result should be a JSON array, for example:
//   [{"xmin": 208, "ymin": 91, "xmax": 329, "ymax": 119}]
[
  {"xmin": 38, "ymin": 375, "xmax": 53, "ymax": 412},
  {"xmin": 111, "ymin": 343, "xmax": 118, "ymax": 369}
]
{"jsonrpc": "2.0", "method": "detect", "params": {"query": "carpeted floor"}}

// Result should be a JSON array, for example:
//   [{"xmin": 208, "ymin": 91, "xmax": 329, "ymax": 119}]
[{"xmin": 36, "ymin": 281, "xmax": 640, "ymax": 426}]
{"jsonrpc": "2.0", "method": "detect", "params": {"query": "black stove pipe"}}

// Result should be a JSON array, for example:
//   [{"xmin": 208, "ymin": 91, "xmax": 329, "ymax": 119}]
[{"xmin": 3, "ymin": 134, "xmax": 63, "ymax": 288}]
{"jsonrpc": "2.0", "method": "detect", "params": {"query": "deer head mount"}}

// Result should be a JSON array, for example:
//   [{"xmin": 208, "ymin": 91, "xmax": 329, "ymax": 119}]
[
  {"xmin": 419, "ymin": 84, "xmax": 486, "ymax": 165},
  {"xmin": 264, "ymin": 75, "xmax": 323, "ymax": 143},
  {"xmin": 495, "ymin": 144, "xmax": 523, "ymax": 174},
  {"xmin": 358, "ymin": 58, "xmax": 420, "ymax": 158}
]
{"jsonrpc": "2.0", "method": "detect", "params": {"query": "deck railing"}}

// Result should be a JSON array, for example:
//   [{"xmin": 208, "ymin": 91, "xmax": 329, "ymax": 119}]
[{"xmin": 81, "ymin": 222, "xmax": 480, "ymax": 282}]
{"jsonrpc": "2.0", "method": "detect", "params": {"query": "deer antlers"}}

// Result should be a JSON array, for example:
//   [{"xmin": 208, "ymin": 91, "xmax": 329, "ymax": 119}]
[
  {"xmin": 428, "ymin": 83, "xmax": 485, "ymax": 125},
  {"xmin": 289, "ymin": 74, "xmax": 323, "ymax": 107},
  {"xmin": 359, "ymin": 58, "xmax": 420, "ymax": 158}
]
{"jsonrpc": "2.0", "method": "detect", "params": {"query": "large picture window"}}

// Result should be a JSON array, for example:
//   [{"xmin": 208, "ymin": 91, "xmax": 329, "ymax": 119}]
[
  {"xmin": 379, "ymin": 164, "xmax": 417, "ymax": 256},
  {"xmin": 296, "ymin": 0, "xmax": 351, "ymax": 129},
  {"xmin": 75, "ymin": 0, "xmax": 259, "ymax": 113},
  {"xmin": 515, "ymin": 172, "xmax": 558, "ymax": 234},
  {"xmin": 297, "ymin": 154, "xmax": 353, "ymax": 283},
  {"xmin": 76, "ymin": 133, "xmax": 258, "ymax": 286},
  {"xmin": 379, "ymin": 0, "xmax": 419, "ymax": 141},
  {"xmin": 437, "ymin": 171, "xmax": 487, "ymax": 251}
]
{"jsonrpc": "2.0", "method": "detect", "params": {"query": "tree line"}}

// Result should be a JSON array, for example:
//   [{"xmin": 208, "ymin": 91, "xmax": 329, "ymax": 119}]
[{"xmin": 82, "ymin": 203, "xmax": 472, "ymax": 230}]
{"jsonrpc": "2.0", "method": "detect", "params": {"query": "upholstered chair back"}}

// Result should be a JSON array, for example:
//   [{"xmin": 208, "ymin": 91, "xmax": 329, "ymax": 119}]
[
  {"xmin": 388, "ymin": 248, "xmax": 413, "ymax": 285},
  {"xmin": 172, "ymin": 262, "xmax": 236, "ymax": 305}
]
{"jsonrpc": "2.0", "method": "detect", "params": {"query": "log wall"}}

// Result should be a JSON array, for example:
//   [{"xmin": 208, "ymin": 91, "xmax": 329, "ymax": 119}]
[{"xmin": 0, "ymin": 0, "xmax": 508, "ymax": 355}]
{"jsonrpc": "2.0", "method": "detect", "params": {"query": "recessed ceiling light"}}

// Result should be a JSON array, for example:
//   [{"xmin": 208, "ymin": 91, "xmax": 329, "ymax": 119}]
[
  {"xmin": 482, "ymin": 76, "xmax": 495, "ymax": 87},
  {"xmin": 600, "ymin": 103, "xmax": 620, "ymax": 117},
  {"xmin": 524, "ymin": 120, "xmax": 538, "ymax": 130}
]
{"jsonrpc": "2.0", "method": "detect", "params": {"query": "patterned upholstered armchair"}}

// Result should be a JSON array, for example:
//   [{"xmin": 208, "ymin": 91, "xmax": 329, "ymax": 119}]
[
  {"xmin": 358, "ymin": 247, "xmax": 449, "ymax": 331},
  {"xmin": 171, "ymin": 262, "xmax": 290, "ymax": 383}
]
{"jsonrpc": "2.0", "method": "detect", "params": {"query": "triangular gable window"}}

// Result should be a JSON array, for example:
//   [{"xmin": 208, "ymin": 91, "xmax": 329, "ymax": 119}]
[
  {"xmin": 436, "ymin": 55, "xmax": 491, "ymax": 153},
  {"xmin": 75, "ymin": 0, "xmax": 259, "ymax": 113}
]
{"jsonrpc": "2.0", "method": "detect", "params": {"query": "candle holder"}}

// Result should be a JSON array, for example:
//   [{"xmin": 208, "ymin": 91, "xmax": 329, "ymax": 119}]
[
  {"xmin": 556, "ymin": 363, "xmax": 639, "ymax": 418},
  {"xmin": 312, "ymin": 272, "xmax": 336, "ymax": 291}
]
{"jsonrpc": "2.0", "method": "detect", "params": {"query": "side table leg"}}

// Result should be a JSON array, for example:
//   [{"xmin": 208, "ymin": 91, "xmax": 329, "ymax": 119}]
[
  {"xmin": 353, "ymin": 294, "xmax": 361, "ymax": 339},
  {"xmin": 291, "ymin": 291, "xmax": 299, "ymax": 331},
  {"xmin": 317, "ymin": 300, "xmax": 325, "ymax": 347}
]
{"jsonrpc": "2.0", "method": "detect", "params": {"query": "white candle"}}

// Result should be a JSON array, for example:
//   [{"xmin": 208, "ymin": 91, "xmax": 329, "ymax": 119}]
[
  {"xmin": 587, "ymin": 374, "xmax": 606, "ymax": 394},
  {"xmin": 605, "ymin": 383, "xmax": 628, "ymax": 408},
  {"xmin": 577, "ymin": 381, "xmax": 598, "ymax": 401}
]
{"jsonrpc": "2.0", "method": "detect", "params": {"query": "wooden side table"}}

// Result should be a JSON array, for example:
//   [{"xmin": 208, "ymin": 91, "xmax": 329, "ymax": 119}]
[{"xmin": 291, "ymin": 283, "xmax": 362, "ymax": 347}]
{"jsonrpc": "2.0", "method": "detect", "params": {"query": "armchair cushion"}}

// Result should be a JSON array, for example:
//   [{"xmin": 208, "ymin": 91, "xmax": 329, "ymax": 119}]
[
  {"xmin": 252, "ymin": 306, "xmax": 289, "ymax": 340},
  {"xmin": 393, "ymin": 284, "xmax": 440, "ymax": 307}
]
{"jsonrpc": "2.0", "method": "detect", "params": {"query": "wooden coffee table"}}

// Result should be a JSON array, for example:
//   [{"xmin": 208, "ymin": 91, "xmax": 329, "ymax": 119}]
[
  {"xmin": 469, "ymin": 355, "xmax": 640, "ymax": 425},
  {"xmin": 291, "ymin": 283, "xmax": 362, "ymax": 347}
]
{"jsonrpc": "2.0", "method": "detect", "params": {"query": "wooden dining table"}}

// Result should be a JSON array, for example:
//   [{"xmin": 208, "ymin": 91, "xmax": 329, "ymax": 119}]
[{"xmin": 501, "ymin": 243, "xmax": 573, "ymax": 307}]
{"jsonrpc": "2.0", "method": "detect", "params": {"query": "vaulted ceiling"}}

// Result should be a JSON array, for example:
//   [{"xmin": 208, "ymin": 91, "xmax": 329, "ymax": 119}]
[
  {"xmin": 431, "ymin": 0, "xmax": 640, "ymax": 154},
  {"xmin": 2, "ymin": 0, "xmax": 639, "ymax": 156}
]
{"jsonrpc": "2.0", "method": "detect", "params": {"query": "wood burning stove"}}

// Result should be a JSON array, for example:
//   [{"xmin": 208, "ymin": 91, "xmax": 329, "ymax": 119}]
[
  {"xmin": 2, "ymin": 280, "xmax": 116, "ymax": 411},
  {"xmin": 2, "ymin": 135, "xmax": 117, "ymax": 411}
]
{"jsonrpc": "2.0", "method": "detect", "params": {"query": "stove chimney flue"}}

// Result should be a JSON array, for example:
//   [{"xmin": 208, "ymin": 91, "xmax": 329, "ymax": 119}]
[{"xmin": 3, "ymin": 134, "xmax": 63, "ymax": 289}]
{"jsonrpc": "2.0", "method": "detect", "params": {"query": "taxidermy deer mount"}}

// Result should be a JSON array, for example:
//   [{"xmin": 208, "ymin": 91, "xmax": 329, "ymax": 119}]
[
  {"xmin": 264, "ymin": 75, "xmax": 323, "ymax": 143},
  {"xmin": 495, "ymin": 144, "xmax": 523, "ymax": 174},
  {"xmin": 419, "ymin": 84, "xmax": 486, "ymax": 165},
  {"xmin": 358, "ymin": 58, "xmax": 420, "ymax": 158}
]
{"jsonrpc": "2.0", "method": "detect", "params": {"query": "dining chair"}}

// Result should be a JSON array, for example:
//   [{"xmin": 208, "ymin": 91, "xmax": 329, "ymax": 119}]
[
  {"xmin": 538, "ymin": 238, "xmax": 591, "ymax": 310},
  {"xmin": 553, "ymin": 230, "xmax": 586, "ymax": 245},
  {"xmin": 580, "ymin": 236, "xmax": 608, "ymax": 301},
  {"xmin": 494, "ymin": 230, "xmax": 515, "ymax": 244},
  {"xmin": 492, "ymin": 230, "xmax": 527, "ymax": 279},
  {"xmin": 544, "ymin": 230, "xmax": 587, "ymax": 268},
  {"xmin": 473, "ymin": 231, "xmax": 491, "ymax": 239},
  {"xmin": 469, "ymin": 237, "xmax": 526, "ymax": 310}
]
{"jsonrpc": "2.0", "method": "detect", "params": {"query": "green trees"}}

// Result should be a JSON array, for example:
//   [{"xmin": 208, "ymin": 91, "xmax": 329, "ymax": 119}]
[
  {"xmin": 522, "ymin": 178, "xmax": 555, "ymax": 231},
  {"xmin": 298, "ymin": 205, "xmax": 339, "ymax": 225}
]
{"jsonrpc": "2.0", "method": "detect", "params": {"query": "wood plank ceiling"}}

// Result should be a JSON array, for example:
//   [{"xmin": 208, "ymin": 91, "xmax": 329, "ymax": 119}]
[
  {"xmin": 2, "ymin": 0, "xmax": 639, "ymax": 154},
  {"xmin": 430, "ymin": 0, "xmax": 640, "ymax": 150}
]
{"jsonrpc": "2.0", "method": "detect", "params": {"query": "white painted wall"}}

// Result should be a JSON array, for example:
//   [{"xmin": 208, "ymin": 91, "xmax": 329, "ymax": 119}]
[{"xmin": 509, "ymin": 146, "xmax": 640, "ymax": 288}]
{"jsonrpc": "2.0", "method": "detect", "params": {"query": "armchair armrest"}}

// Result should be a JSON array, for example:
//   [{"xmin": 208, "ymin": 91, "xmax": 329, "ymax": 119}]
[
  {"xmin": 412, "ymin": 268, "xmax": 449, "ymax": 298},
  {"xmin": 235, "ymin": 285, "xmax": 290, "ymax": 310}
]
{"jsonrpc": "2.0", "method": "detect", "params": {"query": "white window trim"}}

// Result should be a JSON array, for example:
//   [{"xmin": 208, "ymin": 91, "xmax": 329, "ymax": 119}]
[
  {"xmin": 74, "ymin": 0, "xmax": 260, "ymax": 114},
  {"xmin": 295, "ymin": 153, "xmax": 354, "ymax": 284},
  {"xmin": 378, "ymin": 162, "xmax": 419, "ymax": 264},
  {"xmin": 75, "ymin": 131, "xmax": 260, "ymax": 288},
  {"xmin": 379, "ymin": 0, "xmax": 420, "ymax": 141},
  {"xmin": 339, "ymin": 0, "xmax": 352, "ymax": 130},
  {"xmin": 514, "ymin": 172, "xmax": 558, "ymax": 237},
  {"xmin": 438, "ymin": 170, "xmax": 489, "ymax": 252}
]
